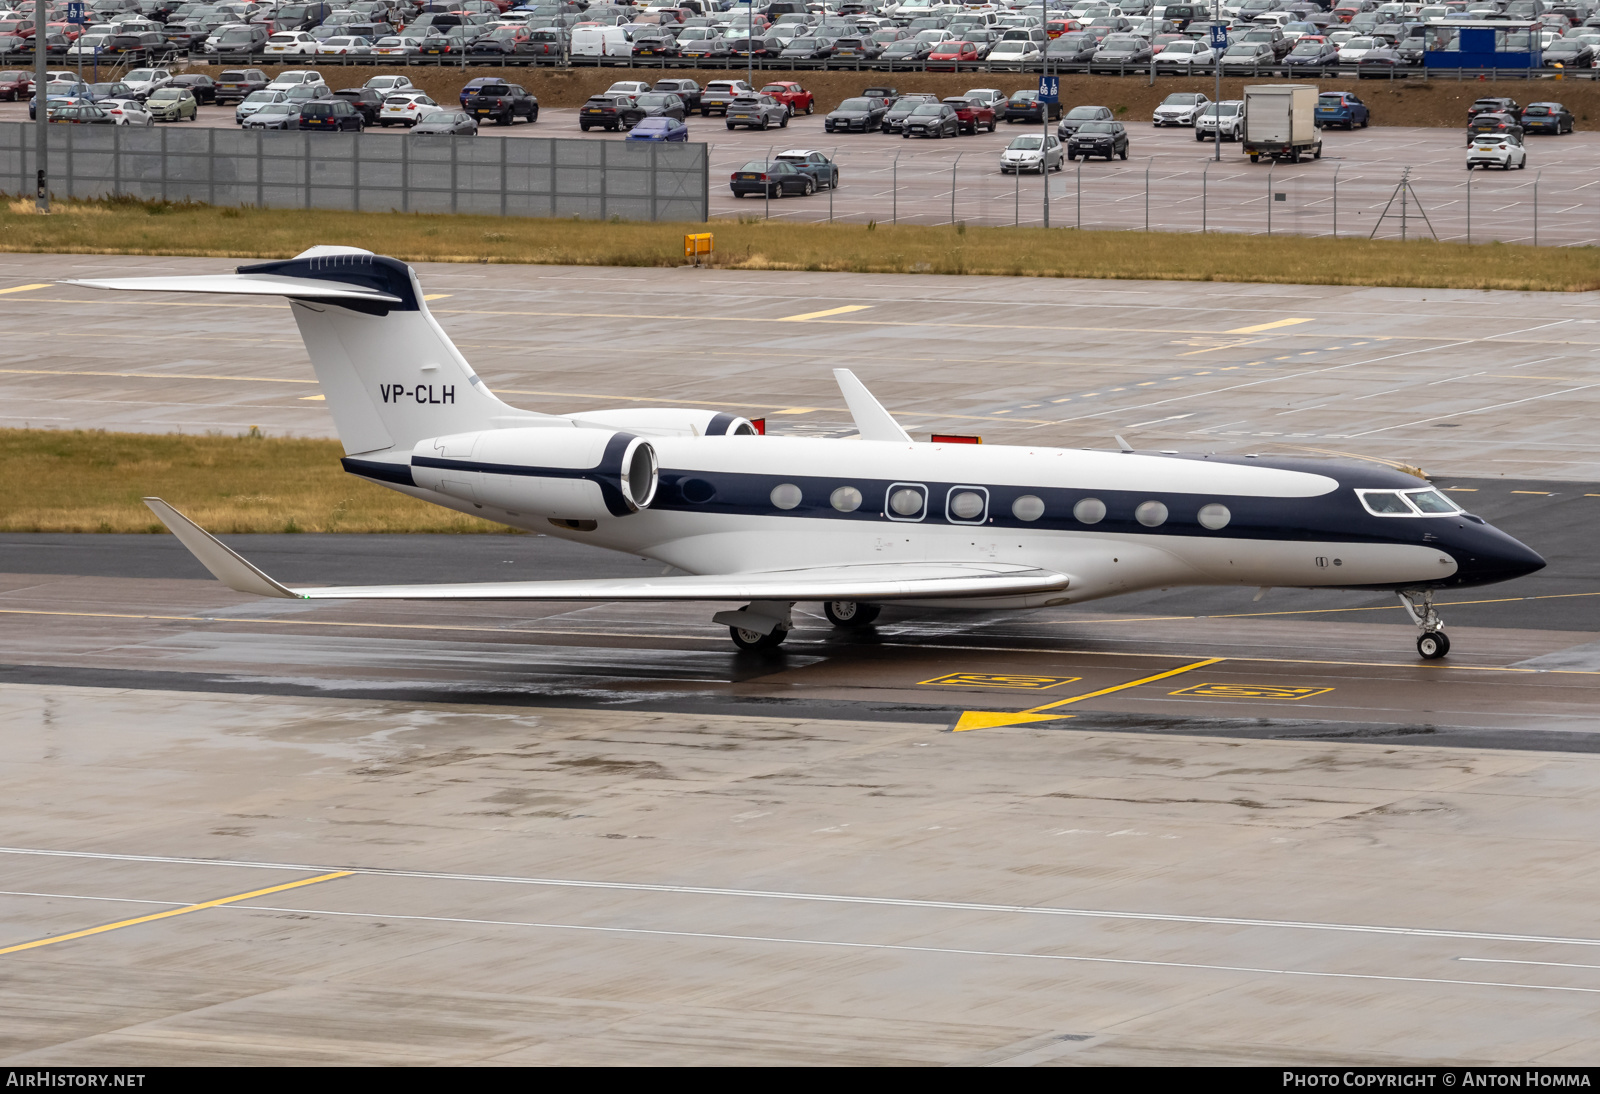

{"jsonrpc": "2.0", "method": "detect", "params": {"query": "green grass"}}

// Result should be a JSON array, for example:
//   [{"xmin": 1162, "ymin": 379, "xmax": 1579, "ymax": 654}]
[
  {"xmin": 4, "ymin": 196, "xmax": 1597, "ymax": 292},
  {"xmin": 0, "ymin": 429, "xmax": 510, "ymax": 533}
]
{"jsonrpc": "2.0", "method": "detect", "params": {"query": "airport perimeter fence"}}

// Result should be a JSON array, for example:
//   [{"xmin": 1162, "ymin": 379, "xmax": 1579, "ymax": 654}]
[
  {"xmin": 725, "ymin": 145, "xmax": 1596, "ymax": 246},
  {"xmin": 0, "ymin": 121, "xmax": 709, "ymax": 222}
]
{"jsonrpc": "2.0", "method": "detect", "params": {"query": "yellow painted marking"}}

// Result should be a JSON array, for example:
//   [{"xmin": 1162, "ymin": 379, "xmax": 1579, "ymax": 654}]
[
  {"xmin": 1511, "ymin": 491, "xmax": 1551, "ymax": 495},
  {"xmin": 422, "ymin": 294, "xmax": 453, "ymax": 301},
  {"xmin": 1588, "ymin": 494, "xmax": 1600, "ymax": 498},
  {"xmin": 1169, "ymin": 683, "xmax": 1334, "ymax": 701},
  {"xmin": 1136, "ymin": 381, "xmax": 1156, "ymax": 386},
  {"xmin": 921, "ymin": 672, "xmax": 1081, "ymax": 691},
  {"xmin": 0, "ymin": 368, "xmax": 314, "ymax": 384},
  {"xmin": 1229, "ymin": 318, "xmax": 1315, "ymax": 334},
  {"xmin": 773, "ymin": 407, "xmax": 818, "ymax": 415},
  {"xmin": 299, "ymin": 394, "xmax": 326, "ymax": 401},
  {"xmin": 776, "ymin": 305, "xmax": 874, "ymax": 322},
  {"xmin": 0, "ymin": 283, "xmax": 51, "ymax": 295},
  {"xmin": 0, "ymin": 871, "xmax": 350, "ymax": 957},
  {"xmin": 951, "ymin": 658, "xmax": 1223, "ymax": 732},
  {"xmin": 1444, "ymin": 487, "xmax": 1478, "ymax": 492}
]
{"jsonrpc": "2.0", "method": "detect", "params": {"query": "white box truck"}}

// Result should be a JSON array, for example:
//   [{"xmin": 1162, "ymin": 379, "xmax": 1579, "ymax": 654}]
[{"xmin": 1242, "ymin": 84, "xmax": 1322, "ymax": 164}]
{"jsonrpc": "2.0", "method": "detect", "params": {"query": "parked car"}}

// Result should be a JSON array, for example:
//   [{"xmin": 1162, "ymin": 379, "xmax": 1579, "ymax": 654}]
[
  {"xmin": 999, "ymin": 132, "xmax": 1064, "ymax": 173},
  {"xmin": 1152, "ymin": 91, "xmax": 1208, "ymax": 127},
  {"xmin": 825, "ymin": 94, "xmax": 887, "ymax": 131},
  {"xmin": 626, "ymin": 115, "xmax": 689, "ymax": 141},
  {"xmin": 144, "ymin": 85, "xmax": 198, "ymax": 121},
  {"xmin": 775, "ymin": 148, "xmax": 839, "ymax": 189},
  {"xmin": 203, "ymin": 23, "xmax": 268, "ymax": 52},
  {"xmin": 654, "ymin": 78, "xmax": 701, "ymax": 111},
  {"xmin": 1541, "ymin": 36, "xmax": 1595, "ymax": 64},
  {"xmin": 1315, "ymin": 89, "xmax": 1369, "ymax": 128},
  {"xmin": 1467, "ymin": 96, "xmax": 1518, "ymax": 119},
  {"xmin": 902, "ymin": 101, "xmax": 960, "ymax": 138},
  {"xmin": 1466, "ymin": 110, "xmax": 1522, "ymax": 144},
  {"xmin": 1195, "ymin": 99, "xmax": 1245, "ymax": 141},
  {"xmin": 165, "ymin": 74, "xmax": 217, "ymax": 104},
  {"xmin": 263, "ymin": 30, "xmax": 319, "ymax": 53},
  {"xmin": 97, "ymin": 96, "xmax": 153, "ymax": 125},
  {"xmin": 378, "ymin": 90, "xmax": 438, "ymax": 127},
  {"xmin": 333, "ymin": 86, "xmax": 384, "ymax": 124},
  {"xmin": 1090, "ymin": 33, "xmax": 1152, "ymax": 69},
  {"xmin": 725, "ymin": 93, "xmax": 789, "ymax": 130},
  {"xmin": 1058, "ymin": 103, "xmax": 1113, "ymax": 137},
  {"xmin": 214, "ymin": 67, "xmax": 268, "ymax": 103},
  {"xmin": 316, "ymin": 35, "xmax": 373, "ymax": 54},
  {"xmin": 412, "ymin": 109, "xmax": 477, "ymax": 135},
  {"xmin": 1003, "ymin": 89, "xmax": 1061, "ymax": 123},
  {"xmin": 48, "ymin": 101, "xmax": 115, "ymax": 124},
  {"xmin": 699, "ymin": 79, "xmax": 752, "ymax": 117},
  {"xmin": 235, "ymin": 88, "xmax": 287, "ymax": 123},
  {"xmin": 1467, "ymin": 128, "xmax": 1526, "ymax": 169},
  {"xmin": 1046, "ymin": 30, "xmax": 1098, "ymax": 61},
  {"xmin": 729, "ymin": 158, "xmax": 817, "ymax": 198},
  {"xmin": 760, "ymin": 81, "xmax": 813, "ymax": 115},
  {"xmin": 267, "ymin": 70, "xmax": 324, "ymax": 92},
  {"xmin": 1284, "ymin": 35, "xmax": 1340, "ymax": 66},
  {"xmin": 121, "ymin": 67, "xmax": 172, "ymax": 97},
  {"xmin": 882, "ymin": 91, "xmax": 937, "ymax": 133},
  {"xmin": 371, "ymin": 36, "xmax": 418, "ymax": 55},
  {"xmin": 942, "ymin": 94, "xmax": 996, "ymax": 133},
  {"xmin": 463, "ymin": 82, "xmax": 538, "ymax": 125},
  {"xmin": 1152, "ymin": 38, "xmax": 1213, "ymax": 66},
  {"xmin": 297, "ymin": 97, "xmax": 363, "ymax": 130},
  {"xmin": 365, "ymin": 75, "xmax": 413, "ymax": 94},
  {"xmin": 242, "ymin": 99, "xmax": 302, "ymax": 128},
  {"xmin": 1520, "ymin": 101, "xmax": 1575, "ymax": 134},
  {"xmin": 1220, "ymin": 39, "xmax": 1276, "ymax": 69},
  {"xmin": 1067, "ymin": 119, "xmax": 1129, "ymax": 159}
]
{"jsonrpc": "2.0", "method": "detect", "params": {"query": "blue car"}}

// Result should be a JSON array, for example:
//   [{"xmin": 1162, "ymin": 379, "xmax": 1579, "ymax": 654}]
[
  {"xmin": 626, "ymin": 116, "xmax": 688, "ymax": 142},
  {"xmin": 1314, "ymin": 90, "xmax": 1369, "ymax": 129}
]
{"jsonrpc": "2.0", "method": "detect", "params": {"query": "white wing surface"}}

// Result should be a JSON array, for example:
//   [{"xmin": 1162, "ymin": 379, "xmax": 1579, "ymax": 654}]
[
  {"xmin": 63, "ymin": 273, "xmax": 404, "ymax": 305},
  {"xmin": 145, "ymin": 499, "xmax": 1069, "ymax": 603}
]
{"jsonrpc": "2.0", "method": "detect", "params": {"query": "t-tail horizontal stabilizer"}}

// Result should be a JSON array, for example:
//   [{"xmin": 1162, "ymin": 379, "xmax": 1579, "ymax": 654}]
[{"xmin": 143, "ymin": 499, "xmax": 1071, "ymax": 604}]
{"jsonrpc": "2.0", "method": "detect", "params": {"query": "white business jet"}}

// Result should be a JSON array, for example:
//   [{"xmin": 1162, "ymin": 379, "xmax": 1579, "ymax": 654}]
[{"xmin": 72, "ymin": 247, "xmax": 1545, "ymax": 660}]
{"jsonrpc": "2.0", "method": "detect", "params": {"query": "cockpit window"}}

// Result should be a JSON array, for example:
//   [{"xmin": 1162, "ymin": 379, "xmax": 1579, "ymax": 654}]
[
  {"xmin": 1359, "ymin": 490, "xmax": 1413, "ymax": 515},
  {"xmin": 1406, "ymin": 488, "xmax": 1459, "ymax": 514}
]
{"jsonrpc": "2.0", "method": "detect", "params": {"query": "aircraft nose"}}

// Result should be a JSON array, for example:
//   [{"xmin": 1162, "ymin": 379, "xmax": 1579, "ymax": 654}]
[{"xmin": 1455, "ymin": 527, "xmax": 1546, "ymax": 584}]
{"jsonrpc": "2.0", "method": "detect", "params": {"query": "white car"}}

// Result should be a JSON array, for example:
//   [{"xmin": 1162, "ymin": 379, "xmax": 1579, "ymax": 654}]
[
  {"xmin": 606, "ymin": 80, "xmax": 652, "ymax": 96},
  {"xmin": 317, "ymin": 35, "xmax": 372, "ymax": 54},
  {"xmin": 1154, "ymin": 39, "xmax": 1214, "ymax": 66},
  {"xmin": 1195, "ymin": 100, "xmax": 1245, "ymax": 141},
  {"xmin": 999, "ymin": 133, "xmax": 1063, "ymax": 173},
  {"xmin": 1467, "ymin": 130, "xmax": 1526, "ymax": 170},
  {"xmin": 97, "ymin": 97, "xmax": 154, "ymax": 126},
  {"xmin": 264, "ymin": 31, "xmax": 319, "ymax": 54},
  {"xmin": 66, "ymin": 32, "xmax": 114, "ymax": 57},
  {"xmin": 364, "ymin": 74, "xmax": 413, "ymax": 93},
  {"xmin": 987, "ymin": 39, "xmax": 1041, "ymax": 63},
  {"xmin": 964, "ymin": 87, "xmax": 1004, "ymax": 111},
  {"xmin": 120, "ymin": 68, "xmax": 171, "ymax": 96},
  {"xmin": 1152, "ymin": 91, "xmax": 1208, "ymax": 126},
  {"xmin": 267, "ymin": 70, "xmax": 325, "ymax": 92},
  {"xmin": 1336, "ymin": 35, "xmax": 1378, "ymax": 62},
  {"xmin": 234, "ymin": 88, "xmax": 287, "ymax": 123},
  {"xmin": 378, "ymin": 90, "xmax": 437, "ymax": 127}
]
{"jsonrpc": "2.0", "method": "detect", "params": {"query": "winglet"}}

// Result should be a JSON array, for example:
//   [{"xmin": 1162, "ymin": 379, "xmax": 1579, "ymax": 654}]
[
  {"xmin": 142, "ymin": 498, "xmax": 300, "ymax": 599},
  {"xmin": 832, "ymin": 369, "xmax": 912, "ymax": 443}
]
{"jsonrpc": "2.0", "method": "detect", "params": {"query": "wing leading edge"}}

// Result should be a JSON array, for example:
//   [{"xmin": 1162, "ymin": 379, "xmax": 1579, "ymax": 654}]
[{"xmin": 144, "ymin": 499, "xmax": 1070, "ymax": 603}]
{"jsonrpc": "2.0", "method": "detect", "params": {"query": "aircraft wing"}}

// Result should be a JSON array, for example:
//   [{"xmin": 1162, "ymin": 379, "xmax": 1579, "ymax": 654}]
[
  {"xmin": 63, "ymin": 274, "xmax": 404, "ymax": 305},
  {"xmin": 145, "ymin": 498, "xmax": 1070, "ymax": 603}
]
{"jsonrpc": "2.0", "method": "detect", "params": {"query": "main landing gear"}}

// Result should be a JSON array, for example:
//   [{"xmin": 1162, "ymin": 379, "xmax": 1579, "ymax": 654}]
[
  {"xmin": 824, "ymin": 601, "xmax": 881, "ymax": 628},
  {"xmin": 713, "ymin": 601, "xmax": 884, "ymax": 650},
  {"xmin": 1398, "ymin": 589, "xmax": 1450, "ymax": 660}
]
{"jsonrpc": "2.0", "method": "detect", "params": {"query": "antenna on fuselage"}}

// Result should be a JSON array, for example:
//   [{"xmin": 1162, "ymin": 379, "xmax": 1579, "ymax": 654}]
[{"xmin": 1115, "ymin": 435, "xmax": 1134, "ymax": 453}]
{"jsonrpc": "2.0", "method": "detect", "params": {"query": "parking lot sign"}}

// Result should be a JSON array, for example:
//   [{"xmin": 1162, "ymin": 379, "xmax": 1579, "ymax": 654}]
[
  {"xmin": 66, "ymin": 1, "xmax": 85, "ymax": 22},
  {"xmin": 1038, "ymin": 74, "xmax": 1059, "ymax": 104},
  {"xmin": 1209, "ymin": 24, "xmax": 1229, "ymax": 50}
]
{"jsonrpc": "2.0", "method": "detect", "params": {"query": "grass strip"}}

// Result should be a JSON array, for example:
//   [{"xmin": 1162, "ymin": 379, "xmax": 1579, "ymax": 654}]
[
  {"xmin": 2, "ymin": 197, "xmax": 1595, "ymax": 291},
  {"xmin": 0, "ymin": 428, "xmax": 510, "ymax": 533}
]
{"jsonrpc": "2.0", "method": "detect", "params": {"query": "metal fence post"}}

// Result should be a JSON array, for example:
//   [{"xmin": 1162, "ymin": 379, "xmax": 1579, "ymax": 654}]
[
  {"xmin": 892, "ymin": 149, "xmax": 899, "ymax": 224},
  {"xmin": 450, "ymin": 135, "xmax": 459, "ymax": 214},
  {"xmin": 1144, "ymin": 155, "xmax": 1152, "ymax": 231},
  {"xmin": 1533, "ymin": 168, "xmax": 1540, "ymax": 246},
  {"xmin": 256, "ymin": 128, "xmax": 263, "ymax": 209},
  {"xmin": 1076, "ymin": 156, "xmax": 1082, "ymax": 229},
  {"xmin": 207, "ymin": 127, "xmax": 215, "ymax": 207},
  {"xmin": 351, "ymin": 131, "xmax": 359, "ymax": 213},
  {"xmin": 1466, "ymin": 167, "xmax": 1471, "ymax": 244},
  {"xmin": 1266, "ymin": 165, "xmax": 1273, "ymax": 235},
  {"xmin": 1202, "ymin": 159, "xmax": 1208, "ymax": 233},
  {"xmin": 829, "ymin": 145, "xmax": 836, "ymax": 223},
  {"xmin": 1332, "ymin": 163, "xmax": 1340, "ymax": 238},
  {"xmin": 950, "ymin": 151, "xmax": 962, "ymax": 224},
  {"xmin": 159, "ymin": 125, "xmax": 167, "ymax": 202},
  {"xmin": 112, "ymin": 122, "xmax": 120, "ymax": 197},
  {"xmin": 1014, "ymin": 158, "xmax": 1019, "ymax": 226},
  {"xmin": 304, "ymin": 131, "xmax": 312, "ymax": 209}
]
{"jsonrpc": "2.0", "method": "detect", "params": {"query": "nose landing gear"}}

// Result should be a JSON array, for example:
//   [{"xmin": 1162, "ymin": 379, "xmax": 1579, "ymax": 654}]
[{"xmin": 1398, "ymin": 590, "xmax": 1449, "ymax": 660}]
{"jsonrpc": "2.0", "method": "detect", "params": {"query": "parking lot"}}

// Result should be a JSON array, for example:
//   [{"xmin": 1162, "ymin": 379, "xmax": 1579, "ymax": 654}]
[{"xmin": 5, "ymin": 96, "xmax": 1595, "ymax": 242}]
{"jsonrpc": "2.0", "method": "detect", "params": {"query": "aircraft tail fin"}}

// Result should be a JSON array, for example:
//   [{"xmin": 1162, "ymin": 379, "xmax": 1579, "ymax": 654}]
[{"xmin": 69, "ymin": 247, "xmax": 548, "ymax": 456}]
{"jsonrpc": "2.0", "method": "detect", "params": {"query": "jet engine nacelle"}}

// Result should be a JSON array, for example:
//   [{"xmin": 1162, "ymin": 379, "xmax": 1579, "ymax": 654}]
[
  {"xmin": 410, "ymin": 426, "xmax": 658, "ymax": 520},
  {"xmin": 566, "ymin": 408, "xmax": 759, "ymax": 438}
]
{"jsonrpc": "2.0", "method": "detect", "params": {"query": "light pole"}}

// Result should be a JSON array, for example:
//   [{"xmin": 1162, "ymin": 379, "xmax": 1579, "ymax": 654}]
[
  {"xmin": 33, "ymin": 0, "xmax": 46, "ymax": 211},
  {"xmin": 1213, "ymin": 0, "xmax": 1222, "ymax": 162},
  {"xmin": 1041, "ymin": 0, "xmax": 1049, "ymax": 228},
  {"xmin": 747, "ymin": 0, "xmax": 753, "ymax": 89}
]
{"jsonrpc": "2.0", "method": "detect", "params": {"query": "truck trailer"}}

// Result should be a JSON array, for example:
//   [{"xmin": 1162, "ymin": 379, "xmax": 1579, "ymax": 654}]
[{"xmin": 1242, "ymin": 83, "xmax": 1322, "ymax": 164}]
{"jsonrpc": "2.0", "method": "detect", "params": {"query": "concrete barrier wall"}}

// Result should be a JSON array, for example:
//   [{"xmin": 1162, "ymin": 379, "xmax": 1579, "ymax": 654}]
[{"xmin": 0, "ymin": 122, "xmax": 709, "ymax": 222}]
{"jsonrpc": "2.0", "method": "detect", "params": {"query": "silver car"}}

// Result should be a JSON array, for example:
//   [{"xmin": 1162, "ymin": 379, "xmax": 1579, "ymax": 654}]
[
  {"xmin": 411, "ymin": 109, "xmax": 477, "ymax": 136},
  {"xmin": 724, "ymin": 94, "xmax": 789, "ymax": 131},
  {"xmin": 999, "ymin": 133, "xmax": 1063, "ymax": 173},
  {"xmin": 235, "ymin": 88, "xmax": 287, "ymax": 124}
]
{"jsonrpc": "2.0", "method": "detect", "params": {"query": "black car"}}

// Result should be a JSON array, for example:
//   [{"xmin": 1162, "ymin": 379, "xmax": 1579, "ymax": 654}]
[
  {"xmin": 1356, "ymin": 46, "xmax": 1410, "ymax": 75},
  {"xmin": 1067, "ymin": 119, "xmax": 1128, "ymax": 159},
  {"xmin": 881, "ymin": 91, "xmax": 936, "ymax": 133},
  {"xmin": 1466, "ymin": 110, "xmax": 1522, "ymax": 144},
  {"xmin": 1046, "ymin": 32, "xmax": 1097, "ymax": 63},
  {"xmin": 334, "ymin": 86, "xmax": 384, "ymax": 124},
  {"xmin": 49, "ymin": 102, "xmax": 116, "ymax": 124},
  {"xmin": 215, "ymin": 67, "xmax": 268, "ymax": 104},
  {"xmin": 1467, "ymin": 96, "xmax": 1518, "ymax": 119},
  {"xmin": 1057, "ymin": 103, "xmax": 1113, "ymax": 138},
  {"xmin": 729, "ymin": 159, "xmax": 817, "ymax": 198},
  {"xmin": 824, "ymin": 94, "xmax": 887, "ymax": 132},
  {"xmin": 631, "ymin": 30, "xmax": 678, "ymax": 57},
  {"xmin": 830, "ymin": 36, "xmax": 879, "ymax": 60},
  {"xmin": 902, "ymin": 101, "xmax": 960, "ymax": 138},
  {"xmin": 579, "ymin": 94, "xmax": 633, "ymax": 131},
  {"xmin": 1520, "ymin": 101, "xmax": 1575, "ymax": 134},
  {"xmin": 725, "ymin": 34, "xmax": 783, "ymax": 56},
  {"xmin": 861, "ymin": 85, "xmax": 899, "ymax": 104},
  {"xmin": 297, "ymin": 98, "xmax": 363, "ymax": 131},
  {"xmin": 466, "ymin": 34, "xmax": 515, "ymax": 55},
  {"xmin": 165, "ymin": 73, "xmax": 216, "ymax": 104},
  {"xmin": 880, "ymin": 38, "xmax": 932, "ymax": 61},
  {"xmin": 1003, "ymin": 89, "xmax": 1061, "ymax": 122},
  {"xmin": 775, "ymin": 149, "xmax": 839, "ymax": 189},
  {"xmin": 1542, "ymin": 38, "xmax": 1596, "ymax": 67},
  {"xmin": 463, "ymin": 82, "xmax": 538, "ymax": 125},
  {"xmin": 653, "ymin": 78, "xmax": 701, "ymax": 111}
]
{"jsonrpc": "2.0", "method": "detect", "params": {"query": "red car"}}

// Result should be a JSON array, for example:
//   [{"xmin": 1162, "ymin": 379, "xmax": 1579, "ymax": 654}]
[
  {"xmin": 0, "ymin": 69, "xmax": 31, "ymax": 101},
  {"xmin": 759, "ymin": 81, "xmax": 813, "ymax": 116},
  {"xmin": 942, "ymin": 94, "xmax": 996, "ymax": 134},
  {"xmin": 927, "ymin": 40, "xmax": 979, "ymax": 68}
]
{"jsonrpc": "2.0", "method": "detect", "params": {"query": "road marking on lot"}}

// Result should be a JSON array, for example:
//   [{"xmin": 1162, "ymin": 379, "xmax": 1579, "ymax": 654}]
[
  {"xmin": 1227, "ymin": 318, "xmax": 1316, "ymax": 334},
  {"xmin": 951, "ymin": 658, "xmax": 1224, "ymax": 732},
  {"xmin": 774, "ymin": 407, "xmax": 819, "ymax": 415},
  {"xmin": 0, "ymin": 368, "xmax": 314, "ymax": 385},
  {"xmin": 777, "ymin": 305, "xmax": 874, "ymax": 322},
  {"xmin": 0, "ymin": 283, "xmax": 50, "ymax": 295},
  {"xmin": 422, "ymin": 294, "xmax": 452, "ymax": 301},
  {"xmin": 1169, "ymin": 683, "xmax": 1334, "ymax": 701},
  {"xmin": 299, "ymin": 394, "xmax": 326, "ymax": 401},
  {"xmin": 0, "ymin": 871, "xmax": 350, "ymax": 958},
  {"xmin": 921, "ymin": 672, "xmax": 1081, "ymax": 691}
]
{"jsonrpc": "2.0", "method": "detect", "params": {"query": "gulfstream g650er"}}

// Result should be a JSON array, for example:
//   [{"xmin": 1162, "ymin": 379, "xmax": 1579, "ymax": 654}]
[{"xmin": 73, "ymin": 247, "xmax": 1545, "ymax": 660}]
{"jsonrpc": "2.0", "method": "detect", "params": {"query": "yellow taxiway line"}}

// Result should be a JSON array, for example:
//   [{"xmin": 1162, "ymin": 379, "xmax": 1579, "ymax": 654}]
[{"xmin": 952, "ymin": 658, "xmax": 1225, "ymax": 731}]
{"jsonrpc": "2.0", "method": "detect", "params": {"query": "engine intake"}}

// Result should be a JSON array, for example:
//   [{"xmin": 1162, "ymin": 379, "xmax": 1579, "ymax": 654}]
[{"xmin": 410, "ymin": 426, "xmax": 657, "ymax": 520}]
